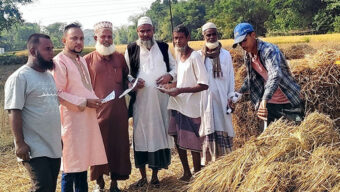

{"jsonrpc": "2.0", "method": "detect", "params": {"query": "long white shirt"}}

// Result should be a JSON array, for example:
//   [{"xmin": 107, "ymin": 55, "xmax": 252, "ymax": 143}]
[
  {"xmin": 167, "ymin": 51, "xmax": 209, "ymax": 118},
  {"xmin": 198, "ymin": 48, "xmax": 235, "ymax": 137},
  {"xmin": 124, "ymin": 42, "xmax": 176, "ymax": 152}
]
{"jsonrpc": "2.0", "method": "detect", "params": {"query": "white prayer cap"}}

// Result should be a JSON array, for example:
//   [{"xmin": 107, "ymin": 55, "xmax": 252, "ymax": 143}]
[
  {"xmin": 94, "ymin": 21, "xmax": 112, "ymax": 33},
  {"xmin": 137, "ymin": 16, "xmax": 153, "ymax": 27},
  {"xmin": 202, "ymin": 22, "xmax": 217, "ymax": 34}
]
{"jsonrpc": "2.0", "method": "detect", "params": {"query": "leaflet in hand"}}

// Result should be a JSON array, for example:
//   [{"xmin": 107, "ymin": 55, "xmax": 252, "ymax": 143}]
[
  {"xmin": 101, "ymin": 90, "xmax": 115, "ymax": 103},
  {"xmin": 119, "ymin": 77, "xmax": 139, "ymax": 99}
]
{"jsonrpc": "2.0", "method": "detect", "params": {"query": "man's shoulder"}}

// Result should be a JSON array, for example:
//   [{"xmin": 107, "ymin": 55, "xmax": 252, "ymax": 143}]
[
  {"xmin": 84, "ymin": 51, "xmax": 96, "ymax": 59},
  {"xmin": 190, "ymin": 50, "xmax": 201, "ymax": 59},
  {"xmin": 113, "ymin": 51, "xmax": 124, "ymax": 58},
  {"xmin": 7, "ymin": 65, "xmax": 30, "ymax": 80},
  {"xmin": 156, "ymin": 40, "xmax": 168, "ymax": 47},
  {"xmin": 258, "ymin": 39, "xmax": 279, "ymax": 53}
]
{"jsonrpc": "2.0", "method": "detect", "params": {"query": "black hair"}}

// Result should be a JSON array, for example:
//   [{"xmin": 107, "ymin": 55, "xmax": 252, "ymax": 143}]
[
  {"xmin": 173, "ymin": 24, "xmax": 190, "ymax": 37},
  {"xmin": 64, "ymin": 22, "xmax": 82, "ymax": 35},
  {"xmin": 27, "ymin": 33, "xmax": 51, "ymax": 50}
]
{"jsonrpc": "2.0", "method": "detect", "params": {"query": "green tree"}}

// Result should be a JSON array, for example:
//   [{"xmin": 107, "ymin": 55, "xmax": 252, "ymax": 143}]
[
  {"xmin": 207, "ymin": 0, "xmax": 270, "ymax": 38},
  {"xmin": 0, "ymin": 22, "xmax": 40, "ymax": 51},
  {"xmin": 313, "ymin": 0, "xmax": 340, "ymax": 33},
  {"xmin": 44, "ymin": 22, "xmax": 66, "ymax": 48},
  {"xmin": 0, "ymin": 0, "xmax": 33, "ymax": 33},
  {"xmin": 266, "ymin": 0, "xmax": 322, "ymax": 33}
]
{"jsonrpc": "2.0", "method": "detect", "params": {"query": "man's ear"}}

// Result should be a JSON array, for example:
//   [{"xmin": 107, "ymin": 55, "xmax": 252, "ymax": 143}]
[
  {"xmin": 94, "ymin": 35, "xmax": 97, "ymax": 41},
  {"xmin": 62, "ymin": 36, "xmax": 66, "ymax": 44},
  {"xmin": 251, "ymin": 32, "xmax": 256, "ymax": 38},
  {"xmin": 29, "ymin": 47, "xmax": 36, "ymax": 57}
]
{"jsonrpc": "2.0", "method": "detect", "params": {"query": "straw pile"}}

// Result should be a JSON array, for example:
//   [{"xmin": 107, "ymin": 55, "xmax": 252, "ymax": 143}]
[
  {"xmin": 187, "ymin": 112, "xmax": 340, "ymax": 192},
  {"xmin": 229, "ymin": 48, "xmax": 340, "ymax": 147},
  {"xmin": 282, "ymin": 44, "xmax": 315, "ymax": 60},
  {"xmin": 289, "ymin": 49, "xmax": 340, "ymax": 126}
]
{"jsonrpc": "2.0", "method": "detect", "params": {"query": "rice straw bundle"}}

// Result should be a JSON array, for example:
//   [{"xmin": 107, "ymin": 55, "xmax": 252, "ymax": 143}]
[{"xmin": 187, "ymin": 112, "xmax": 340, "ymax": 192}]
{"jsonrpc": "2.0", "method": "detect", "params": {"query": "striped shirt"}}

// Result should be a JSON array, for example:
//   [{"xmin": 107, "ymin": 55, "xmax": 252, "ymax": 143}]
[{"xmin": 239, "ymin": 39, "xmax": 301, "ymax": 109}]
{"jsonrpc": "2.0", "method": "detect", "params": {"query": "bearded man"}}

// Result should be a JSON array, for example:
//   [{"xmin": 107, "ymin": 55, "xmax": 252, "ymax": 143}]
[
  {"xmin": 4, "ymin": 33, "xmax": 62, "ymax": 192},
  {"xmin": 53, "ymin": 23, "xmax": 107, "ymax": 192},
  {"xmin": 124, "ymin": 16, "xmax": 176, "ymax": 188},
  {"xmin": 198, "ymin": 22, "xmax": 235, "ymax": 165},
  {"xmin": 84, "ymin": 21, "xmax": 131, "ymax": 192}
]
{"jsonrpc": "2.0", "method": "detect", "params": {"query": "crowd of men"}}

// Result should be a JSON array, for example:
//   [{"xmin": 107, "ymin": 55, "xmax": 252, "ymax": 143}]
[{"xmin": 4, "ymin": 16, "xmax": 304, "ymax": 192}]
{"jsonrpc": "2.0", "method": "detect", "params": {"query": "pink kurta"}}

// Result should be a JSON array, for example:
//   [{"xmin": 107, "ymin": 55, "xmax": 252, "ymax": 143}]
[{"xmin": 53, "ymin": 52, "xmax": 107, "ymax": 173}]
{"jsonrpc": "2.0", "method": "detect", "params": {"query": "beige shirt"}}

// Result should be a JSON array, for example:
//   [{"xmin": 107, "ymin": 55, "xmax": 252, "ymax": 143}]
[{"xmin": 168, "ymin": 51, "xmax": 209, "ymax": 118}]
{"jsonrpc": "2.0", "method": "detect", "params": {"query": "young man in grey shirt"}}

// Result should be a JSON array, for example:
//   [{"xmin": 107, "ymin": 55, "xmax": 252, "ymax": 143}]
[{"xmin": 4, "ymin": 33, "xmax": 62, "ymax": 192}]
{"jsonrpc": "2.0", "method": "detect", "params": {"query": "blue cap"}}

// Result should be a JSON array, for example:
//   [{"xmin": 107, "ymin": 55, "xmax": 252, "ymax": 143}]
[{"xmin": 232, "ymin": 23, "xmax": 254, "ymax": 48}]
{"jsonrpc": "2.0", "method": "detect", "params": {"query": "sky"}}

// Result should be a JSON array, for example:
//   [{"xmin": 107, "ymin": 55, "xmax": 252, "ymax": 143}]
[{"xmin": 19, "ymin": 0, "xmax": 156, "ymax": 29}]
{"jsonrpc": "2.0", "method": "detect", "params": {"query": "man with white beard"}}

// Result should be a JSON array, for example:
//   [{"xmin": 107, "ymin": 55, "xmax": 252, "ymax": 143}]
[
  {"xmin": 162, "ymin": 24, "xmax": 208, "ymax": 181},
  {"xmin": 85, "ymin": 21, "xmax": 131, "ymax": 192},
  {"xmin": 124, "ymin": 16, "xmax": 176, "ymax": 188},
  {"xmin": 198, "ymin": 22, "xmax": 236, "ymax": 166}
]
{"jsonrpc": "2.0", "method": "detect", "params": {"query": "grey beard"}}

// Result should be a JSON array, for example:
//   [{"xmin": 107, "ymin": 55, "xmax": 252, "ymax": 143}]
[
  {"xmin": 175, "ymin": 45, "xmax": 187, "ymax": 53},
  {"xmin": 137, "ymin": 38, "xmax": 154, "ymax": 49},
  {"xmin": 205, "ymin": 41, "xmax": 220, "ymax": 49}
]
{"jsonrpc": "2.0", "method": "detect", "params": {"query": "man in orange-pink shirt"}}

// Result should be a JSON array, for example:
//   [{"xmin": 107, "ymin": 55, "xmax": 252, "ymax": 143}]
[{"xmin": 53, "ymin": 23, "xmax": 107, "ymax": 192}]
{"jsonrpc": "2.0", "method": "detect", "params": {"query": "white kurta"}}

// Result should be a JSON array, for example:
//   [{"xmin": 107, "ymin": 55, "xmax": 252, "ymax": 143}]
[
  {"xmin": 198, "ymin": 49, "xmax": 235, "ymax": 137},
  {"xmin": 124, "ymin": 42, "xmax": 176, "ymax": 152},
  {"xmin": 167, "ymin": 51, "xmax": 209, "ymax": 118}
]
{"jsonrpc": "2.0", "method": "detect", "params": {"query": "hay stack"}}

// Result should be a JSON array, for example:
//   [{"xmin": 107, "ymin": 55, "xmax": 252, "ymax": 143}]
[
  {"xmin": 290, "ymin": 49, "xmax": 340, "ymax": 126},
  {"xmin": 282, "ymin": 44, "xmax": 315, "ymax": 60},
  {"xmin": 188, "ymin": 112, "xmax": 340, "ymax": 192},
  {"xmin": 231, "ymin": 48, "xmax": 340, "ymax": 148}
]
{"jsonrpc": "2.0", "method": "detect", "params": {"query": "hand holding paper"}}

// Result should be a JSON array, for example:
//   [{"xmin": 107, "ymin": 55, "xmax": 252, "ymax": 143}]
[{"xmin": 101, "ymin": 90, "xmax": 115, "ymax": 103}]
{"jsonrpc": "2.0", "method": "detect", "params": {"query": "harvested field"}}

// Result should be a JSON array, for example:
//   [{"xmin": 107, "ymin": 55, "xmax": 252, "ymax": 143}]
[{"xmin": 188, "ymin": 112, "xmax": 340, "ymax": 192}]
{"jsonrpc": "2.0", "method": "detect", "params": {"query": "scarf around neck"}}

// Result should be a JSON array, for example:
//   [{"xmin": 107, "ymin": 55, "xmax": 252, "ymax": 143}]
[{"xmin": 202, "ymin": 43, "xmax": 223, "ymax": 78}]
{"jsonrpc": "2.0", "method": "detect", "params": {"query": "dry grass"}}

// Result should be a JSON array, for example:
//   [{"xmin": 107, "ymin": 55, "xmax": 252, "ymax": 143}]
[{"xmin": 188, "ymin": 112, "xmax": 340, "ymax": 192}]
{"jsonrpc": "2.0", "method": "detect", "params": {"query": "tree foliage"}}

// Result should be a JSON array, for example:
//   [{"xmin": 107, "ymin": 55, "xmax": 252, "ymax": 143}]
[
  {"xmin": 0, "ymin": 22, "xmax": 40, "ymax": 51},
  {"xmin": 43, "ymin": 22, "xmax": 66, "ymax": 48},
  {"xmin": 0, "ymin": 0, "xmax": 33, "ymax": 33}
]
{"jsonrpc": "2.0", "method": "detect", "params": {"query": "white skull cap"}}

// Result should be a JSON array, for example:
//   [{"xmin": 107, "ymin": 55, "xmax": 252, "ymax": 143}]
[
  {"xmin": 202, "ymin": 22, "xmax": 217, "ymax": 34},
  {"xmin": 137, "ymin": 16, "xmax": 153, "ymax": 27}
]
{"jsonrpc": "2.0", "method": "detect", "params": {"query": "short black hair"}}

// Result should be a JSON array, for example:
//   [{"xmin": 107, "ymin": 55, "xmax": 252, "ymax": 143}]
[
  {"xmin": 173, "ymin": 24, "xmax": 190, "ymax": 37},
  {"xmin": 27, "ymin": 33, "xmax": 51, "ymax": 50},
  {"xmin": 64, "ymin": 22, "xmax": 82, "ymax": 35}
]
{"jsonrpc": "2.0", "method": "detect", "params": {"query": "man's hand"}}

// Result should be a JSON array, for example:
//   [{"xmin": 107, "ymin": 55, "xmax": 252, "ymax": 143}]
[
  {"xmin": 257, "ymin": 100, "xmax": 268, "ymax": 121},
  {"xmin": 228, "ymin": 99, "xmax": 236, "ymax": 112},
  {"xmin": 161, "ymin": 87, "xmax": 182, "ymax": 97},
  {"xmin": 15, "ymin": 141, "xmax": 30, "ymax": 161},
  {"xmin": 130, "ymin": 78, "xmax": 145, "ymax": 89},
  {"xmin": 87, "ymin": 99, "xmax": 102, "ymax": 109},
  {"xmin": 156, "ymin": 74, "xmax": 173, "ymax": 85}
]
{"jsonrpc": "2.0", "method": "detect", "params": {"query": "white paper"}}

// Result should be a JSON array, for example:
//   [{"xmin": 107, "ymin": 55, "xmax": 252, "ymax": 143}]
[
  {"xmin": 119, "ymin": 77, "xmax": 139, "ymax": 99},
  {"xmin": 101, "ymin": 90, "xmax": 115, "ymax": 103}
]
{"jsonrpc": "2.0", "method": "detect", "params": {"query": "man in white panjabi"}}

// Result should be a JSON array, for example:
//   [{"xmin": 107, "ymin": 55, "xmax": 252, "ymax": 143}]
[
  {"xmin": 198, "ymin": 22, "xmax": 236, "ymax": 165},
  {"xmin": 124, "ymin": 16, "xmax": 176, "ymax": 188}
]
